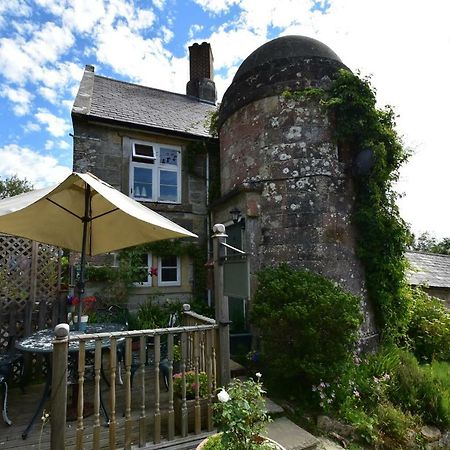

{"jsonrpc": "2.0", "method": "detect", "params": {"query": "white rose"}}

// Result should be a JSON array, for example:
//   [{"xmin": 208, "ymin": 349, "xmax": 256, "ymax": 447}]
[{"xmin": 217, "ymin": 389, "xmax": 230, "ymax": 403}]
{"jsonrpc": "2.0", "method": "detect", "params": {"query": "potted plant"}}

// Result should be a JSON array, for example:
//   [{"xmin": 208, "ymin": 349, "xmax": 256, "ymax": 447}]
[
  {"xmin": 197, "ymin": 373, "xmax": 285, "ymax": 449},
  {"xmin": 173, "ymin": 370, "xmax": 209, "ymax": 432}
]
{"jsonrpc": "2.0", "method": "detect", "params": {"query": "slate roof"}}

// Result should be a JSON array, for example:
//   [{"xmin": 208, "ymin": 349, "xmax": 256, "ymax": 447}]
[
  {"xmin": 72, "ymin": 70, "xmax": 216, "ymax": 139},
  {"xmin": 406, "ymin": 251, "xmax": 450, "ymax": 288}
]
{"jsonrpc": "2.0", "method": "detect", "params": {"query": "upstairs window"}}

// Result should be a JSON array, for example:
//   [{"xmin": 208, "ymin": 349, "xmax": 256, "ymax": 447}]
[{"xmin": 130, "ymin": 141, "xmax": 181, "ymax": 203}]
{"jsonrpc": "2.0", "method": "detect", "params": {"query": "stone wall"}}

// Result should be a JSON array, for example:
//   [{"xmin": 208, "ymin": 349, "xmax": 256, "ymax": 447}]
[
  {"xmin": 72, "ymin": 119, "xmax": 208, "ymax": 241},
  {"xmin": 218, "ymin": 93, "xmax": 377, "ymax": 339}
]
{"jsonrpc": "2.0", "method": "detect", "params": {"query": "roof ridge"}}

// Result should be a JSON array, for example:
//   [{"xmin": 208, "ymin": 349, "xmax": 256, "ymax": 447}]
[
  {"xmin": 93, "ymin": 74, "xmax": 210, "ymax": 103},
  {"xmin": 406, "ymin": 250, "xmax": 450, "ymax": 259}
]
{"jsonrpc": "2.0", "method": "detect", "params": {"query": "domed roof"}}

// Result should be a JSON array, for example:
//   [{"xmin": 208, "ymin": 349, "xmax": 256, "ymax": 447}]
[{"xmin": 234, "ymin": 35, "xmax": 342, "ymax": 82}]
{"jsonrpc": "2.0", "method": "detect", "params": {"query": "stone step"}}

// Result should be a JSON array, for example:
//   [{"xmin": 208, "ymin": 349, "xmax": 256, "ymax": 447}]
[
  {"xmin": 266, "ymin": 397, "xmax": 285, "ymax": 417},
  {"xmin": 266, "ymin": 417, "xmax": 319, "ymax": 450}
]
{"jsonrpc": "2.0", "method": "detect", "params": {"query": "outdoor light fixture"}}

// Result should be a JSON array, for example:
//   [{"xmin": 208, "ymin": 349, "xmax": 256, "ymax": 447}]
[{"xmin": 229, "ymin": 207, "xmax": 245, "ymax": 229}]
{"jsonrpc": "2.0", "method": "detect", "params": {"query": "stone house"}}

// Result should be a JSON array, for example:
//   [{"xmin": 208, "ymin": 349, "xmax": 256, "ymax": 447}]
[
  {"xmin": 71, "ymin": 36, "xmax": 377, "ymax": 344},
  {"xmin": 71, "ymin": 42, "xmax": 218, "ymax": 308},
  {"xmin": 406, "ymin": 251, "xmax": 450, "ymax": 305}
]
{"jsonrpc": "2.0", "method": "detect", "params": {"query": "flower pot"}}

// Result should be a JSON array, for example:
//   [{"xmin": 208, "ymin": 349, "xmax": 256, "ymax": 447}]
[
  {"xmin": 73, "ymin": 315, "xmax": 89, "ymax": 331},
  {"xmin": 174, "ymin": 396, "xmax": 208, "ymax": 433},
  {"xmin": 196, "ymin": 433, "xmax": 286, "ymax": 450}
]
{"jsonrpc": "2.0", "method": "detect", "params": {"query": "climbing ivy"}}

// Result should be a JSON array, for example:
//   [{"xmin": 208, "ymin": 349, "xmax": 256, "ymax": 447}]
[
  {"xmin": 122, "ymin": 238, "xmax": 208, "ymax": 301},
  {"xmin": 87, "ymin": 238, "xmax": 208, "ymax": 302},
  {"xmin": 285, "ymin": 70, "xmax": 412, "ymax": 340}
]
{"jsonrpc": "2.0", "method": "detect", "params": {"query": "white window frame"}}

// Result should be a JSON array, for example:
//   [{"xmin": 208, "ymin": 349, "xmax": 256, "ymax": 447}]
[
  {"xmin": 133, "ymin": 252, "xmax": 153, "ymax": 287},
  {"xmin": 157, "ymin": 255, "xmax": 181, "ymax": 287},
  {"xmin": 129, "ymin": 140, "xmax": 181, "ymax": 203}
]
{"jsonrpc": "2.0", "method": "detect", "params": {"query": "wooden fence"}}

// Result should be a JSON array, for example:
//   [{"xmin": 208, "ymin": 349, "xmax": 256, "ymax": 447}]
[
  {"xmin": 0, "ymin": 234, "xmax": 63, "ymax": 378},
  {"xmin": 50, "ymin": 311, "xmax": 219, "ymax": 450}
]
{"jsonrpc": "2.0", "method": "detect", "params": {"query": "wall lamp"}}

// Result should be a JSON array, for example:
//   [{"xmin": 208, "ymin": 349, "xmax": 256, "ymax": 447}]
[{"xmin": 229, "ymin": 207, "xmax": 245, "ymax": 229}]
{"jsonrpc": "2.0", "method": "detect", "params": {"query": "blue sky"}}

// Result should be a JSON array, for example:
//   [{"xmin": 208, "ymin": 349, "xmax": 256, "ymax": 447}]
[{"xmin": 0, "ymin": 0, "xmax": 449, "ymax": 238}]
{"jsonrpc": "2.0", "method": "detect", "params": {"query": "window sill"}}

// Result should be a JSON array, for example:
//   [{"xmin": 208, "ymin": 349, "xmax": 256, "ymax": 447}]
[{"xmin": 139, "ymin": 202, "xmax": 193, "ymax": 213}]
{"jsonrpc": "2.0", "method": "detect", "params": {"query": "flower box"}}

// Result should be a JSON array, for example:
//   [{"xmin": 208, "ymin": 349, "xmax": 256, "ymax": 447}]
[{"xmin": 174, "ymin": 396, "xmax": 209, "ymax": 433}]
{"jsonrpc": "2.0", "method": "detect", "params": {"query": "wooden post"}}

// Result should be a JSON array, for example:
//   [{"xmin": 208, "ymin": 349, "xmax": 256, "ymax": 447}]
[
  {"xmin": 212, "ymin": 224, "xmax": 230, "ymax": 387},
  {"xmin": 51, "ymin": 323, "xmax": 69, "ymax": 450}
]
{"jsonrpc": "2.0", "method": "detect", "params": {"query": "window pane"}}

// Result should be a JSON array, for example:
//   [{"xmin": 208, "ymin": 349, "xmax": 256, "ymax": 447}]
[
  {"xmin": 159, "ymin": 170, "xmax": 177, "ymax": 201},
  {"xmin": 161, "ymin": 256, "xmax": 177, "ymax": 267},
  {"xmin": 133, "ymin": 144, "xmax": 155, "ymax": 164},
  {"xmin": 161, "ymin": 268, "xmax": 177, "ymax": 282},
  {"xmin": 134, "ymin": 167, "xmax": 152, "ymax": 199},
  {"xmin": 160, "ymin": 148, "xmax": 179, "ymax": 166}
]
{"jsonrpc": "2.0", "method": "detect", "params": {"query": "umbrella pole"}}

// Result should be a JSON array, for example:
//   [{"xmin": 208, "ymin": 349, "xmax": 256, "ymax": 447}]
[{"xmin": 76, "ymin": 184, "xmax": 91, "ymax": 330}]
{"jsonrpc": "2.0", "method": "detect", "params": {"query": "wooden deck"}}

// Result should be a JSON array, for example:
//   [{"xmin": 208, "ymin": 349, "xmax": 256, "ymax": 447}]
[{"xmin": 0, "ymin": 371, "xmax": 211, "ymax": 450}]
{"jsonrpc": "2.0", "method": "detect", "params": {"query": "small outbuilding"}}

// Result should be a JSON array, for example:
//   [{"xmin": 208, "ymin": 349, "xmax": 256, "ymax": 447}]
[{"xmin": 406, "ymin": 251, "xmax": 450, "ymax": 305}]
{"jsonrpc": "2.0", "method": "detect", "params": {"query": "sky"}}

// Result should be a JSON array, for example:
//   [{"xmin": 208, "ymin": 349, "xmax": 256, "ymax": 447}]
[{"xmin": 0, "ymin": 0, "xmax": 449, "ymax": 238}]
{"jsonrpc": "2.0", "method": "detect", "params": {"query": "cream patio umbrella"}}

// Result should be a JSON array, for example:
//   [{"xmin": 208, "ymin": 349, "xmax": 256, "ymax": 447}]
[{"xmin": 0, "ymin": 172, "xmax": 197, "ymax": 326}]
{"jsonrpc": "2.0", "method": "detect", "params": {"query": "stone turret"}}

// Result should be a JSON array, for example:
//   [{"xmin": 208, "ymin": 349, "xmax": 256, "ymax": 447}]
[{"xmin": 216, "ymin": 35, "xmax": 377, "ymax": 344}]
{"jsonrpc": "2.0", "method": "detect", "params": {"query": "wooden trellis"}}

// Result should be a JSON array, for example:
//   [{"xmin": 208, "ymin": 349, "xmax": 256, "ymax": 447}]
[{"xmin": 0, "ymin": 234, "xmax": 63, "ymax": 378}]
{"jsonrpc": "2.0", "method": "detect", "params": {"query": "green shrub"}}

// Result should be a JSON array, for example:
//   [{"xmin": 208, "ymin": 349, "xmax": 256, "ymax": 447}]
[
  {"xmin": 406, "ymin": 288, "xmax": 450, "ymax": 362},
  {"xmin": 136, "ymin": 298, "xmax": 183, "ymax": 330},
  {"xmin": 375, "ymin": 402, "xmax": 418, "ymax": 448},
  {"xmin": 251, "ymin": 264, "xmax": 362, "ymax": 388},
  {"xmin": 388, "ymin": 351, "xmax": 450, "ymax": 427}
]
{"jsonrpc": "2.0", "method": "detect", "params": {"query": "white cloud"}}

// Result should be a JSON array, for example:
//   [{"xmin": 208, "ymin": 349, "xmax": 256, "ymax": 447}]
[
  {"xmin": 58, "ymin": 140, "xmax": 71, "ymax": 150},
  {"xmin": 44, "ymin": 140, "xmax": 54, "ymax": 150},
  {"xmin": 22, "ymin": 122, "xmax": 40, "ymax": 133},
  {"xmin": 62, "ymin": 0, "xmax": 105, "ymax": 34},
  {"xmin": 152, "ymin": 0, "xmax": 165, "ymax": 10},
  {"xmin": 0, "ymin": 144, "xmax": 71, "ymax": 188},
  {"xmin": 0, "ymin": 23, "xmax": 74, "ymax": 86},
  {"xmin": 161, "ymin": 26, "xmax": 174, "ymax": 43},
  {"xmin": 0, "ymin": 86, "xmax": 33, "ymax": 116},
  {"xmin": 39, "ymin": 86, "xmax": 58, "ymax": 103},
  {"xmin": 35, "ymin": 108, "xmax": 70, "ymax": 137},
  {"xmin": 0, "ymin": 0, "xmax": 32, "ymax": 28},
  {"xmin": 95, "ymin": 24, "xmax": 187, "ymax": 92},
  {"xmin": 193, "ymin": 0, "xmax": 239, "ymax": 14},
  {"xmin": 188, "ymin": 24, "xmax": 204, "ymax": 39}
]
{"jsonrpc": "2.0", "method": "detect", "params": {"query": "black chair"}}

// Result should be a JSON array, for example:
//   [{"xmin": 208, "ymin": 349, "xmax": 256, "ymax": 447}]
[
  {"xmin": 129, "ymin": 312, "xmax": 180, "ymax": 390},
  {"xmin": 0, "ymin": 337, "xmax": 24, "ymax": 426},
  {"xmin": 88, "ymin": 305, "xmax": 129, "ymax": 385}
]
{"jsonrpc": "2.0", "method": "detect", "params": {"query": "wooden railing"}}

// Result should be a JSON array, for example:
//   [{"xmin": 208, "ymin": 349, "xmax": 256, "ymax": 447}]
[{"xmin": 50, "ymin": 313, "xmax": 219, "ymax": 450}]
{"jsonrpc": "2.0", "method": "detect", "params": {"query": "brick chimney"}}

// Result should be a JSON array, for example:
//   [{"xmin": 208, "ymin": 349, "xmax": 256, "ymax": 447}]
[{"xmin": 186, "ymin": 42, "xmax": 216, "ymax": 104}]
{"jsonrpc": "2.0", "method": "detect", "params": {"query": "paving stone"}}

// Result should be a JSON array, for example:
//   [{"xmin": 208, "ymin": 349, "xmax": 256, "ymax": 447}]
[{"xmin": 266, "ymin": 417, "xmax": 319, "ymax": 450}]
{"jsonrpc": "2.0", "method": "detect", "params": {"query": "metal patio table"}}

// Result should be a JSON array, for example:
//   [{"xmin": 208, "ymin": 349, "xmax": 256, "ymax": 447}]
[{"xmin": 15, "ymin": 322, "xmax": 126, "ymax": 439}]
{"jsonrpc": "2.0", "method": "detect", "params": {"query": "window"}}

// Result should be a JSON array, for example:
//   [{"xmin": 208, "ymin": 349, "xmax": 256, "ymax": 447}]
[
  {"xmin": 133, "ymin": 253, "xmax": 152, "ymax": 286},
  {"xmin": 158, "ymin": 255, "xmax": 180, "ymax": 286},
  {"xmin": 130, "ymin": 140, "xmax": 181, "ymax": 203}
]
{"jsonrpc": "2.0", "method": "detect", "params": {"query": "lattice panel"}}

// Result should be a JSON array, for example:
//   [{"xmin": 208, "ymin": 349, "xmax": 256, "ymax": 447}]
[
  {"xmin": 36, "ymin": 244, "xmax": 61, "ymax": 303},
  {"xmin": 1, "ymin": 235, "xmax": 61, "ymax": 380},
  {"xmin": 0, "ymin": 235, "xmax": 33, "ymax": 311},
  {"xmin": 0, "ymin": 235, "xmax": 61, "ymax": 311}
]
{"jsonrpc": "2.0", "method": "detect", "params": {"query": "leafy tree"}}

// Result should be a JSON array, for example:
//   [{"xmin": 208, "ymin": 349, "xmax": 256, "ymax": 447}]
[
  {"xmin": 0, "ymin": 175, "xmax": 33, "ymax": 199},
  {"xmin": 411, "ymin": 232, "xmax": 450, "ymax": 255}
]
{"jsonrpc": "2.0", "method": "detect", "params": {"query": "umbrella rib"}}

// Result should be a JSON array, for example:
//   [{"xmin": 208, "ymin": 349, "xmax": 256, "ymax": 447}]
[
  {"xmin": 91, "ymin": 208, "xmax": 119, "ymax": 221},
  {"xmin": 46, "ymin": 198, "xmax": 83, "ymax": 220}
]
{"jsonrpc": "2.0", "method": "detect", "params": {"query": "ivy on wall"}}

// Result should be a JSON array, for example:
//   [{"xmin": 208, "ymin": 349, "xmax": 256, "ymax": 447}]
[
  {"xmin": 87, "ymin": 238, "xmax": 207, "ymax": 302},
  {"xmin": 284, "ymin": 69, "xmax": 412, "ymax": 341}
]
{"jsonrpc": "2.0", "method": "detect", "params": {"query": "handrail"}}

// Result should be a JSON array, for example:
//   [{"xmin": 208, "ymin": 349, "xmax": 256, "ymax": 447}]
[
  {"xmin": 68, "ymin": 323, "xmax": 217, "ymax": 342},
  {"xmin": 183, "ymin": 310, "xmax": 216, "ymax": 325}
]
